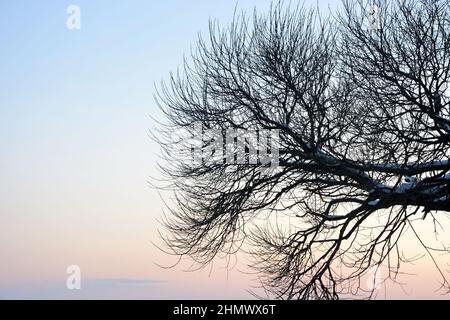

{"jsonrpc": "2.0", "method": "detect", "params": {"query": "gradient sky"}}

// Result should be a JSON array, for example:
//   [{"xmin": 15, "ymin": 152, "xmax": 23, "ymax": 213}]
[{"xmin": 0, "ymin": 0, "xmax": 448, "ymax": 299}]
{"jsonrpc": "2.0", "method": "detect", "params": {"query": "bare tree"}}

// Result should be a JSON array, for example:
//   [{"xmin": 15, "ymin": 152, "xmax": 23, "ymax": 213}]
[{"xmin": 154, "ymin": 0, "xmax": 450, "ymax": 299}]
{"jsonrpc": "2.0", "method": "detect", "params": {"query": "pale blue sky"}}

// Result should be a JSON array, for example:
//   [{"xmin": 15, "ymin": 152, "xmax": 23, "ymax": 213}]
[
  {"xmin": 5, "ymin": 0, "xmax": 442, "ymax": 300},
  {"xmin": 0, "ymin": 0, "xmax": 319, "ymax": 299}
]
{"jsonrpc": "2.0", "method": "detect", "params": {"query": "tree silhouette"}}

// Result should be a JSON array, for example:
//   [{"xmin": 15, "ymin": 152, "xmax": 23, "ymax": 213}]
[{"xmin": 155, "ymin": 0, "xmax": 450, "ymax": 299}]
